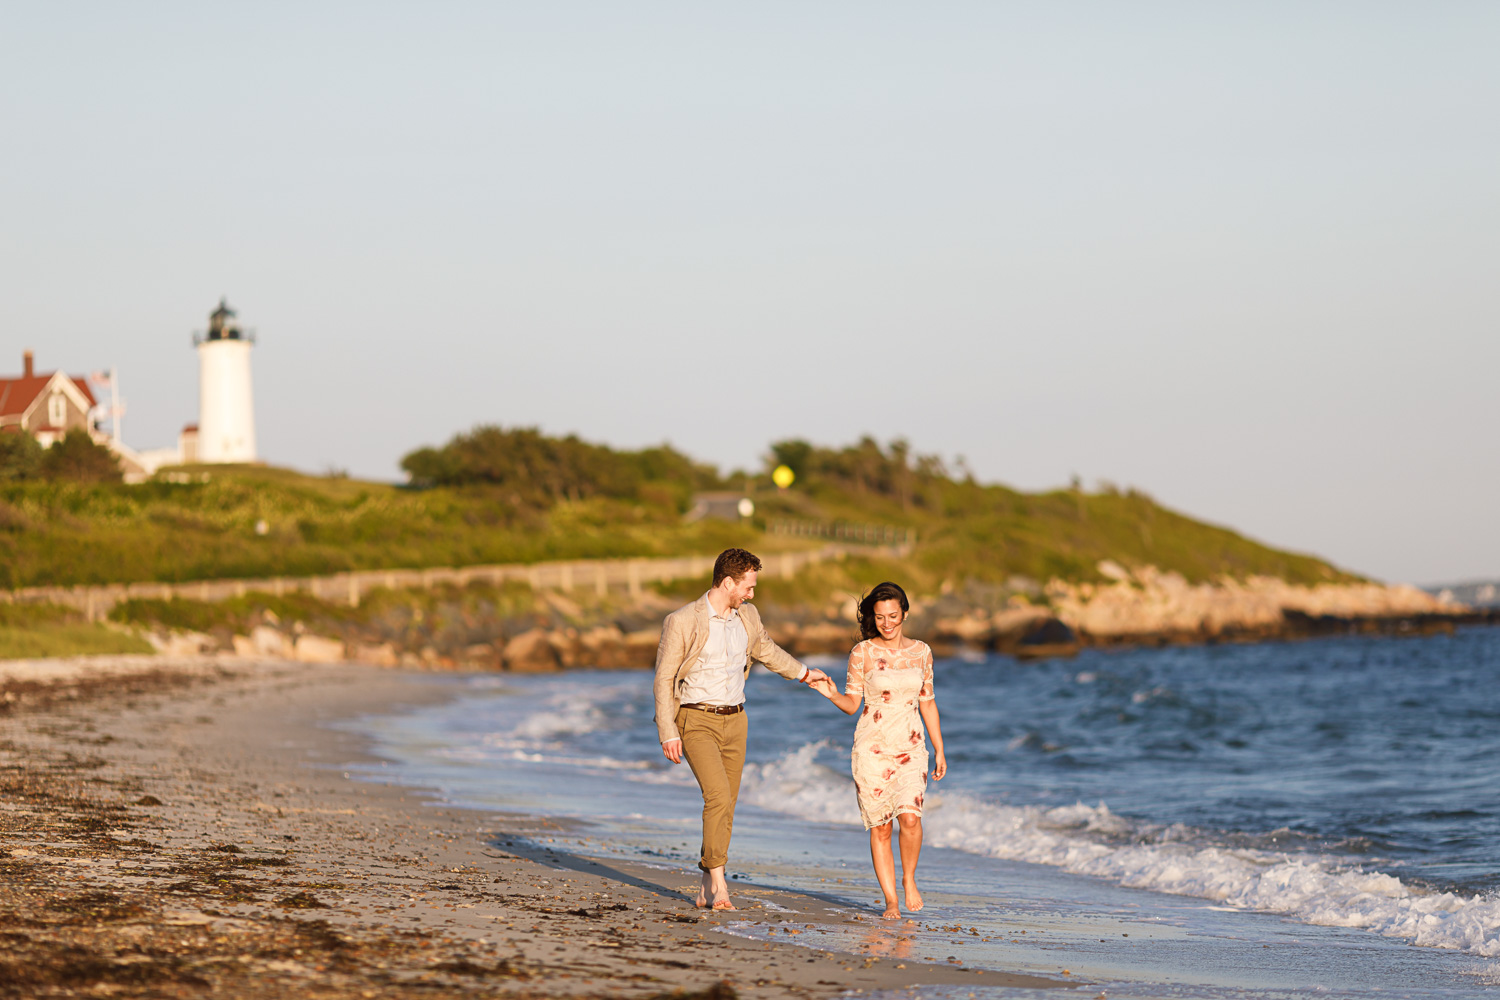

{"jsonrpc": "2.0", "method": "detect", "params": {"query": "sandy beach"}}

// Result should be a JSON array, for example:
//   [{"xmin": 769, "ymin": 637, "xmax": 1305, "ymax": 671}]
[{"xmin": 0, "ymin": 655, "xmax": 1062, "ymax": 999}]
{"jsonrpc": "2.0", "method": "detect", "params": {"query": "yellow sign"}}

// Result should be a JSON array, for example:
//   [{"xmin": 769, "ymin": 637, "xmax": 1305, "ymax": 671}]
[{"xmin": 772, "ymin": 464, "xmax": 795, "ymax": 489}]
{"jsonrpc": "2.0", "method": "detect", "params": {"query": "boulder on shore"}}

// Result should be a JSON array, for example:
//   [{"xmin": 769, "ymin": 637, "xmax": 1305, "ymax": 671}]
[
  {"xmin": 578, "ymin": 625, "xmax": 657, "ymax": 668},
  {"xmin": 1013, "ymin": 618, "xmax": 1080, "ymax": 661},
  {"xmin": 248, "ymin": 625, "xmax": 288, "ymax": 658},
  {"xmin": 988, "ymin": 606, "xmax": 1054, "ymax": 652},
  {"xmin": 460, "ymin": 643, "xmax": 501, "ymax": 670},
  {"xmin": 623, "ymin": 628, "xmax": 662, "ymax": 667},
  {"xmin": 792, "ymin": 622, "xmax": 857, "ymax": 656},
  {"xmin": 503, "ymin": 628, "xmax": 561, "ymax": 672},
  {"xmin": 349, "ymin": 642, "xmax": 399, "ymax": 667},
  {"xmin": 293, "ymin": 635, "xmax": 345, "ymax": 664}
]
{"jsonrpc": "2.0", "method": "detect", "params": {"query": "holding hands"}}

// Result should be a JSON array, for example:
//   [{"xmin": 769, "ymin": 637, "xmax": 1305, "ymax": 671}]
[{"xmin": 802, "ymin": 668, "xmax": 838, "ymax": 699}]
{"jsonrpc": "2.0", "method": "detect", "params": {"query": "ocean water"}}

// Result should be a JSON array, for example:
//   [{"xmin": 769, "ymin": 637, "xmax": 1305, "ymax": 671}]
[{"xmin": 344, "ymin": 626, "xmax": 1500, "ymax": 998}]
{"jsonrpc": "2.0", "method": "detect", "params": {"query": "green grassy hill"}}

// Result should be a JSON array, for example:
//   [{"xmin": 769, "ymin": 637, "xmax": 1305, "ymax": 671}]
[{"xmin": 0, "ymin": 430, "xmax": 1353, "ymax": 591}]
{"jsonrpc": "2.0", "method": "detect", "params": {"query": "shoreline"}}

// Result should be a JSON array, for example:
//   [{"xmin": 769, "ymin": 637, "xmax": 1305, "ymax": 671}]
[{"xmin": 0, "ymin": 656, "xmax": 1062, "ymax": 998}]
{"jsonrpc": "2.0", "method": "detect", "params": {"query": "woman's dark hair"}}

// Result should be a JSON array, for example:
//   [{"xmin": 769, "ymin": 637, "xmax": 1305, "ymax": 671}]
[{"xmin": 857, "ymin": 582, "xmax": 910, "ymax": 641}]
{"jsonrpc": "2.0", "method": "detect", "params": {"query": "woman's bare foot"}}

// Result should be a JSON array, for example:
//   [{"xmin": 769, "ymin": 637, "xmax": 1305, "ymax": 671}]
[
  {"xmin": 709, "ymin": 879, "xmax": 735, "ymax": 909},
  {"xmin": 881, "ymin": 900, "xmax": 901, "ymax": 919},
  {"xmin": 700, "ymin": 869, "xmax": 735, "ymax": 909},
  {"xmin": 903, "ymin": 880, "xmax": 924, "ymax": 912}
]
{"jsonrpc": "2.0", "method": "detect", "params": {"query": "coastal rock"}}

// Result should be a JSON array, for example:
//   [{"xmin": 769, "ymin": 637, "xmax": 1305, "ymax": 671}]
[
  {"xmin": 1013, "ymin": 618, "xmax": 1081, "ymax": 661},
  {"xmin": 577, "ymin": 626, "xmax": 621, "ymax": 667},
  {"xmin": 989, "ymin": 606, "xmax": 1059, "ymax": 654},
  {"xmin": 148, "ymin": 630, "xmax": 216, "ymax": 656},
  {"xmin": 1047, "ymin": 566, "xmax": 1457, "ymax": 643},
  {"xmin": 623, "ymin": 628, "xmax": 662, "ymax": 666},
  {"xmin": 933, "ymin": 613, "xmax": 994, "ymax": 645},
  {"xmin": 792, "ymin": 622, "xmax": 857, "ymax": 656},
  {"xmin": 1096, "ymin": 559, "xmax": 1131, "ymax": 582},
  {"xmin": 249, "ymin": 625, "xmax": 289, "ymax": 658},
  {"xmin": 991, "ymin": 606, "xmax": 1052, "ymax": 636},
  {"xmin": 768, "ymin": 622, "xmax": 800, "ymax": 648},
  {"xmin": 578, "ymin": 626, "xmax": 652, "ymax": 668},
  {"xmin": 459, "ymin": 643, "xmax": 501, "ymax": 669},
  {"xmin": 293, "ymin": 635, "xmax": 345, "ymax": 664},
  {"xmin": 546, "ymin": 629, "xmax": 584, "ymax": 668},
  {"xmin": 503, "ymin": 629, "xmax": 561, "ymax": 672},
  {"xmin": 349, "ymin": 642, "xmax": 399, "ymax": 667}
]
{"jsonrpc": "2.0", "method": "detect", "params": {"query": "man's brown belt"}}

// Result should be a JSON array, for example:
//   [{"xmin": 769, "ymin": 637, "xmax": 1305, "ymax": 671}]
[{"xmin": 680, "ymin": 703, "xmax": 744, "ymax": 715}]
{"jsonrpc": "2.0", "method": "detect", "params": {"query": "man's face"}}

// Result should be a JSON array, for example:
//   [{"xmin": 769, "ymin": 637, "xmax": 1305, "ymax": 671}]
[{"xmin": 723, "ymin": 569, "xmax": 757, "ymax": 608}]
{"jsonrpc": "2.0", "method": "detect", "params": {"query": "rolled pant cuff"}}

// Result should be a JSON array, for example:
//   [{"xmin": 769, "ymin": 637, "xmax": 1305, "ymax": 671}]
[{"xmin": 698, "ymin": 857, "xmax": 727, "ymax": 872}]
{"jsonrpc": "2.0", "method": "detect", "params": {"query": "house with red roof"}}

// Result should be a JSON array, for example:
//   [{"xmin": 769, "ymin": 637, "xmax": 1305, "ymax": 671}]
[{"xmin": 0, "ymin": 350, "xmax": 101, "ymax": 447}]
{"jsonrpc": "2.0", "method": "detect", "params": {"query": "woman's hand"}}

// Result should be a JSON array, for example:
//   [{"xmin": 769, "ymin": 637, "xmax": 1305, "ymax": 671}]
[
  {"xmin": 811, "ymin": 677, "xmax": 860, "ymax": 715},
  {"xmin": 932, "ymin": 751, "xmax": 947, "ymax": 781}
]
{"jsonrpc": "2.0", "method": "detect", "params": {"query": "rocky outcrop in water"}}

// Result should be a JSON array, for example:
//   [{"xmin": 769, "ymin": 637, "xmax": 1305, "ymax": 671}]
[{"xmin": 1044, "ymin": 562, "xmax": 1465, "ymax": 645}]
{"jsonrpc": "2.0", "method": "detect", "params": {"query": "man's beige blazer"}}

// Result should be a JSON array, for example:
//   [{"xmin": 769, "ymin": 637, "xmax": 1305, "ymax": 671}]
[{"xmin": 653, "ymin": 598, "xmax": 805, "ymax": 744}]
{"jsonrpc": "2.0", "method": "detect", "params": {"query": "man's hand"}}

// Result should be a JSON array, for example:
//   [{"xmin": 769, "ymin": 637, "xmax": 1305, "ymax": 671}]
[
  {"xmin": 803, "ymin": 667, "xmax": 830, "ymax": 686},
  {"xmin": 661, "ymin": 739, "xmax": 684, "ymax": 764}
]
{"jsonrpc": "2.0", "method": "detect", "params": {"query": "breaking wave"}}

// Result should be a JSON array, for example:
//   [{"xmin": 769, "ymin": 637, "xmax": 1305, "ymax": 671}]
[{"xmin": 731, "ymin": 741, "xmax": 1500, "ymax": 958}]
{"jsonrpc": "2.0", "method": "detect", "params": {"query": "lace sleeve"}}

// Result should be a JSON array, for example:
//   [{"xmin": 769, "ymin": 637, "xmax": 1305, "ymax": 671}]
[
  {"xmin": 918, "ymin": 646, "xmax": 935, "ymax": 702},
  {"xmin": 844, "ymin": 644, "xmax": 865, "ymax": 700}
]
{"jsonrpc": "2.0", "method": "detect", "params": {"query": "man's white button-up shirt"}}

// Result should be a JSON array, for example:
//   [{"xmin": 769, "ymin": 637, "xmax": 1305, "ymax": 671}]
[{"xmin": 677, "ymin": 593, "xmax": 748, "ymax": 707}]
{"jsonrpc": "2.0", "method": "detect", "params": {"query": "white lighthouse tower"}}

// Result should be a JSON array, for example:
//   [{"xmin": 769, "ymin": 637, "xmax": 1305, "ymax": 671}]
[{"xmin": 194, "ymin": 298, "xmax": 257, "ymax": 464}]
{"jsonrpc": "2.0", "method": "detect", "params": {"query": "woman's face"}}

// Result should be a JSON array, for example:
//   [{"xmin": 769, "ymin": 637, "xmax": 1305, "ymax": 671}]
[{"xmin": 872, "ymin": 599, "xmax": 906, "ymax": 641}]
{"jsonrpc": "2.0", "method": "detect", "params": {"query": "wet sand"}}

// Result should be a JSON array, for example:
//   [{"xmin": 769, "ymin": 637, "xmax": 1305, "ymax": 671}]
[{"xmin": 0, "ymin": 656, "xmax": 1062, "ymax": 998}]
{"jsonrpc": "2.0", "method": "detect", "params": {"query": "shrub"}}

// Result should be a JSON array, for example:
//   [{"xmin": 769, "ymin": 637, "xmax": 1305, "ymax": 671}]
[
  {"xmin": 41, "ymin": 431, "xmax": 122, "ymax": 483},
  {"xmin": 0, "ymin": 432, "xmax": 43, "ymax": 482},
  {"xmin": 400, "ymin": 425, "xmax": 717, "ymax": 506}
]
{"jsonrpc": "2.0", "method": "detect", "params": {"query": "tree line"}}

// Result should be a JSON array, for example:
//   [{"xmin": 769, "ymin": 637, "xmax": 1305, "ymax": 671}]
[
  {"xmin": 401, "ymin": 425, "xmax": 955, "ymax": 511},
  {"xmin": 399, "ymin": 426, "xmax": 721, "ymax": 506}
]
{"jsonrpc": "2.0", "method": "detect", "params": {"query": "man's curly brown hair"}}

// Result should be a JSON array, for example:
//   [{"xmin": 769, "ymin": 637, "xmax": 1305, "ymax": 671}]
[{"xmin": 712, "ymin": 548, "xmax": 762, "ymax": 587}]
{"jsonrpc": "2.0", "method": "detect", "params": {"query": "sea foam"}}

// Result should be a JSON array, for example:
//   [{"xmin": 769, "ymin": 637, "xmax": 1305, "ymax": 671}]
[{"xmin": 731, "ymin": 741, "xmax": 1500, "ymax": 958}]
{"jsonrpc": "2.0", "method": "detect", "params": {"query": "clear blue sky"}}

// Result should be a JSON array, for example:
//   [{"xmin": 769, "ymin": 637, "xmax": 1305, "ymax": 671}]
[{"xmin": 3, "ymin": 2, "xmax": 1496, "ymax": 585}]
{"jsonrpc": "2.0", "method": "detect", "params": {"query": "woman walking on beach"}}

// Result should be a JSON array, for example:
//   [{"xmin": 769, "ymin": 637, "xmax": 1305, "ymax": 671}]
[{"xmin": 811, "ymin": 582, "xmax": 946, "ymax": 918}]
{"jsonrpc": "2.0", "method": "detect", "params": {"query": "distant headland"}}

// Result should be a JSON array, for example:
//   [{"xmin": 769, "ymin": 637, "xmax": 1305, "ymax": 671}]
[{"xmin": 0, "ymin": 425, "xmax": 1480, "ymax": 664}]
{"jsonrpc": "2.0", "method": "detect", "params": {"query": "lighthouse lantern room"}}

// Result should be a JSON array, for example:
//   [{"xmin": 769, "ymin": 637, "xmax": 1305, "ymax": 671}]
[{"xmin": 194, "ymin": 298, "xmax": 257, "ymax": 464}]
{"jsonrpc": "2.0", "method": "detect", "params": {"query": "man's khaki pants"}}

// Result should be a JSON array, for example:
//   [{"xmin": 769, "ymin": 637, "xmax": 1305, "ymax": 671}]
[{"xmin": 676, "ymin": 707, "xmax": 748, "ymax": 872}]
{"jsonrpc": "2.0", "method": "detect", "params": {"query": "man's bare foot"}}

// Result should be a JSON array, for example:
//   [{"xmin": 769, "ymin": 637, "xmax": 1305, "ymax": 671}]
[
  {"xmin": 711, "ymin": 895, "xmax": 736, "ymax": 910},
  {"xmin": 695, "ymin": 873, "xmax": 711, "ymax": 909},
  {"xmin": 903, "ymin": 881, "xmax": 924, "ymax": 912},
  {"xmin": 881, "ymin": 901, "xmax": 901, "ymax": 919}
]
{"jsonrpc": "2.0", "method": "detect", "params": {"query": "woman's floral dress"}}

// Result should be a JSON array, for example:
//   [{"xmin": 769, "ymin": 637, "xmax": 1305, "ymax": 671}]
[{"xmin": 844, "ymin": 639, "xmax": 935, "ymax": 829}]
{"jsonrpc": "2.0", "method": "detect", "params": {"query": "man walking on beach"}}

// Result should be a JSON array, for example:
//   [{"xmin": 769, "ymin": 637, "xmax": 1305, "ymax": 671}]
[{"xmin": 655, "ymin": 547, "xmax": 829, "ymax": 910}]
